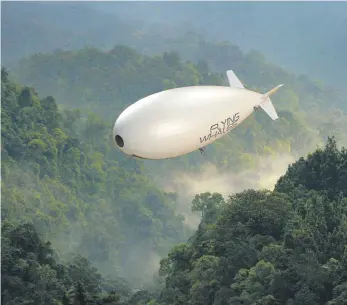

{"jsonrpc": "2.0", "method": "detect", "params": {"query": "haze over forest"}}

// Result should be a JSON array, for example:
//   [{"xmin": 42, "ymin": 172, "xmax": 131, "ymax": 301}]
[
  {"xmin": 2, "ymin": 1, "xmax": 347, "ymax": 90},
  {"xmin": 1, "ymin": 2, "xmax": 347, "ymax": 305}
]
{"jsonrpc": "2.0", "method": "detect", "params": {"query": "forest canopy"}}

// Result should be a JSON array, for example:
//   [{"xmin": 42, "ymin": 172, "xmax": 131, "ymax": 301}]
[
  {"xmin": 10, "ymin": 44, "xmax": 347, "ymax": 176},
  {"xmin": 2, "ymin": 16, "xmax": 347, "ymax": 304},
  {"xmin": 1, "ymin": 67, "xmax": 191, "ymax": 289},
  {"xmin": 2, "ymin": 65, "xmax": 347, "ymax": 303}
]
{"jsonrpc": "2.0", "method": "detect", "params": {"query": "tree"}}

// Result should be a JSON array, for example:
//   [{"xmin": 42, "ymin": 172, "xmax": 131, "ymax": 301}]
[{"xmin": 191, "ymin": 192, "xmax": 224, "ymax": 218}]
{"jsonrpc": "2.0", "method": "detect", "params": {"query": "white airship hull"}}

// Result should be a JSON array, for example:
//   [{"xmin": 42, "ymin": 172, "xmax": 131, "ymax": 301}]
[
  {"xmin": 113, "ymin": 70, "xmax": 283, "ymax": 160},
  {"xmin": 114, "ymin": 86, "xmax": 259, "ymax": 159}
]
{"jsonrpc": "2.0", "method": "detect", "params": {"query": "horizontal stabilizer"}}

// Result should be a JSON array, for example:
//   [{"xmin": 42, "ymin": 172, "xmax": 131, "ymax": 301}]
[
  {"xmin": 260, "ymin": 84, "xmax": 284, "ymax": 121},
  {"xmin": 260, "ymin": 100, "xmax": 279, "ymax": 120},
  {"xmin": 226, "ymin": 70, "xmax": 244, "ymax": 89}
]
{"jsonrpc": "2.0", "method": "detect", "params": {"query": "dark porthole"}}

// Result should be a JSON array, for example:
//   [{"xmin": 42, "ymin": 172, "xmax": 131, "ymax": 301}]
[{"xmin": 115, "ymin": 135, "xmax": 124, "ymax": 147}]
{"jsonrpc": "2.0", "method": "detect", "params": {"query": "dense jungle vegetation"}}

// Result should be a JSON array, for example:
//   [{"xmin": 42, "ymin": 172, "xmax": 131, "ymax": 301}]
[
  {"xmin": 2, "ymin": 67, "xmax": 347, "ymax": 304},
  {"xmin": 10, "ymin": 44, "xmax": 347, "ymax": 175},
  {"xmin": 2, "ymin": 3, "xmax": 347, "ymax": 303},
  {"xmin": 1, "ymin": 67, "xmax": 191, "ymax": 287},
  {"xmin": 155, "ymin": 137, "xmax": 347, "ymax": 305}
]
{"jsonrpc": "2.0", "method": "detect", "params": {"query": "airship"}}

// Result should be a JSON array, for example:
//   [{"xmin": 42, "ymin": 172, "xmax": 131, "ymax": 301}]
[{"xmin": 112, "ymin": 69, "xmax": 283, "ymax": 160}]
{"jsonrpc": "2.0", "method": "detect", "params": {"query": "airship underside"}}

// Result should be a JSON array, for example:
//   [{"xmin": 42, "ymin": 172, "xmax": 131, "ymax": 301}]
[{"xmin": 113, "ymin": 69, "xmax": 283, "ymax": 160}]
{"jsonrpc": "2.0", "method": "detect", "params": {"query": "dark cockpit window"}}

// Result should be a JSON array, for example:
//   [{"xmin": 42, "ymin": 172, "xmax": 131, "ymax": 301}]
[{"xmin": 115, "ymin": 135, "xmax": 124, "ymax": 147}]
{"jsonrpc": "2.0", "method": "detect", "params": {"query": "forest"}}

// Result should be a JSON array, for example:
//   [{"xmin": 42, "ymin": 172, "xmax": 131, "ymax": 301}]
[
  {"xmin": 2, "ymin": 67, "xmax": 347, "ymax": 304},
  {"xmin": 1, "ymin": 67, "xmax": 192, "ymax": 288},
  {"xmin": 2, "ymin": 2, "xmax": 346, "ymax": 90},
  {"xmin": 2, "ymin": 3, "xmax": 347, "ymax": 304},
  {"xmin": 10, "ymin": 43, "xmax": 347, "ymax": 153}
]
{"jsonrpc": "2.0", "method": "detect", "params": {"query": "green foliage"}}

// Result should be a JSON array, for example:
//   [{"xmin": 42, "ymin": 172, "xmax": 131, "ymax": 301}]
[
  {"xmin": 1, "ymin": 68, "xmax": 190, "ymax": 287},
  {"xmin": 275, "ymin": 136, "xmax": 347, "ymax": 201},
  {"xmin": 154, "ymin": 138, "xmax": 347, "ymax": 305},
  {"xmin": 3, "ymin": 2, "xmax": 347, "ymax": 92},
  {"xmin": 1, "ymin": 221, "xmax": 131, "ymax": 305},
  {"xmin": 2, "ymin": 25, "xmax": 347, "ymax": 305},
  {"xmin": 11, "ymin": 44, "xmax": 347, "ymax": 174}
]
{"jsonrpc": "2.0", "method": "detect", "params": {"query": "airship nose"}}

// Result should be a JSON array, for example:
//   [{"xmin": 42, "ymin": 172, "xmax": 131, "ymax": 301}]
[{"xmin": 115, "ymin": 134, "xmax": 124, "ymax": 148}]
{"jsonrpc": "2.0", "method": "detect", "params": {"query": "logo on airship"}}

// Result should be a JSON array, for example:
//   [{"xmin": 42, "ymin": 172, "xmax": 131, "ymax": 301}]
[{"xmin": 200, "ymin": 112, "xmax": 240, "ymax": 144}]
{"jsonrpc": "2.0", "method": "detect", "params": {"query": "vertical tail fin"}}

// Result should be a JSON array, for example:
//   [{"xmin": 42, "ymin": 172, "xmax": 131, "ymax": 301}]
[
  {"xmin": 226, "ymin": 70, "xmax": 245, "ymax": 89},
  {"xmin": 259, "ymin": 84, "xmax": 283, "ymax": 120}
]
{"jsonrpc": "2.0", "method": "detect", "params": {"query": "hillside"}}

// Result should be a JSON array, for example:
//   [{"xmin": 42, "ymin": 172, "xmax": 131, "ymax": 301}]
[
  {"xmin": 3, "ymin": 44, "xmax": 347, "ymax": 296},
  {"xmin": 2, "ymin": 1, "xmax": 346, "ymax": 91},
  {"xmin": 1, "ymin": 1, "xmax": 189, "ymax": 65},
  {"xmin": 2, "ymin": 221, "xmax": 133, "ymax": 305},
  {"xmin": 90, "ymin": 1, "xmax": 347, "ymax": 90},
  {"xmin": 3, "ymin": 138, "xmax": 347, "ymax": 304},
  {"xmin": 153, "ymin": 137, "xmax": 347, "ymax": 305},
  {"xmin": 2, "ymin": 2, "xmax": 347, "ymax": 303},
  {"xmin": 0, "ymin": 2, "xmax": 137, "ymax": 64},
  {"xmin": 3, "ymin": 63, "xmax": 347, "ymax": 303},
  {"xmin": 1, "ymin": 68, "xmax": 191, "ymax": 287},
  {"xmin": 11, "ymin": 45, "xmax": 347, "ymax": 175}
]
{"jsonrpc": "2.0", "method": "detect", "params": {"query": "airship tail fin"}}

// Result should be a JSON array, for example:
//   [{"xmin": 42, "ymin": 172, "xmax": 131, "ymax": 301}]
[
  {"xmin": 260, "ymin": 84, "xmax": 284, "ymax": 120},
  {"xmin": 226, "ymin": 70, "xmax": 245, "ymax": 89}
]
